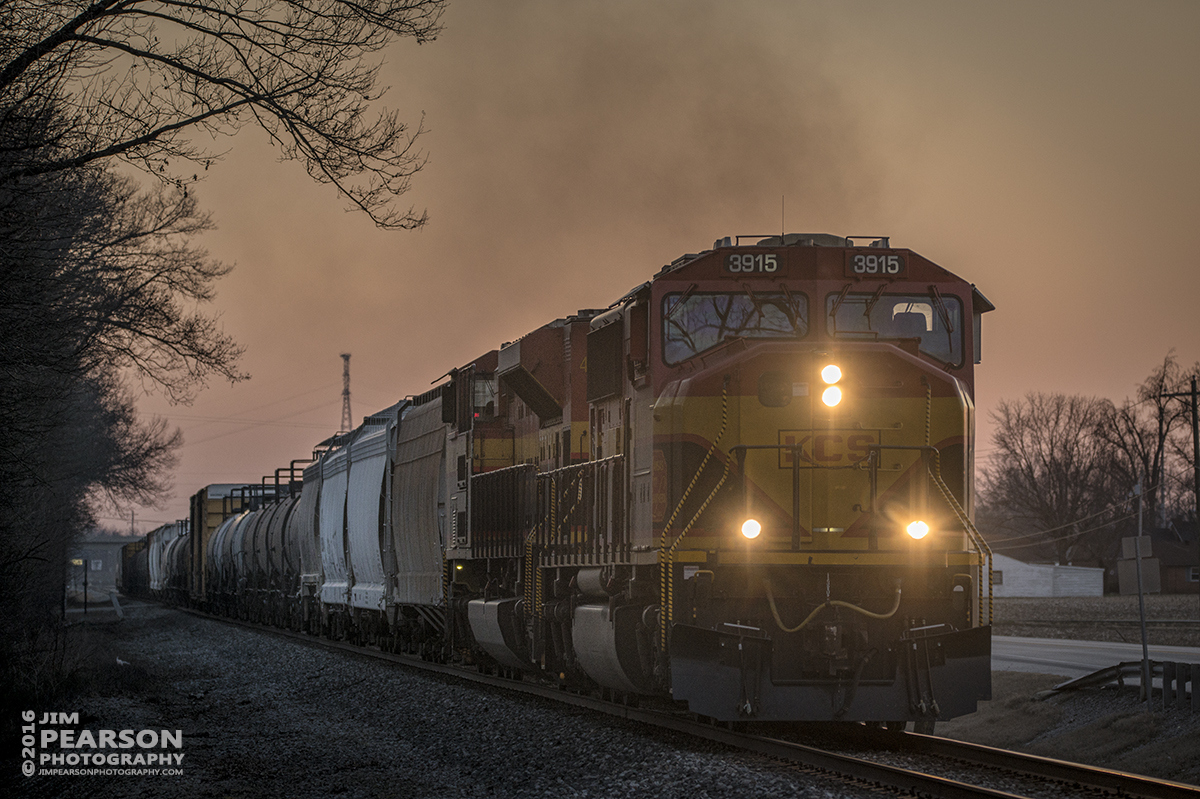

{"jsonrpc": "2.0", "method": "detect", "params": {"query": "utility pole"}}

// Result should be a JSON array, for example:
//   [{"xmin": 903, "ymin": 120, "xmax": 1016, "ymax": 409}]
[
  {"xmin": 1133, "ymin": 483, "xmax": 1151, "ymax": 708},
  {"xmin": 340, "ymin": 353, "xmax": 352, "ymax": 433},
  {"xmin": 1159, "ymin": 376, "xmax": 1200, "ymax": 624}
]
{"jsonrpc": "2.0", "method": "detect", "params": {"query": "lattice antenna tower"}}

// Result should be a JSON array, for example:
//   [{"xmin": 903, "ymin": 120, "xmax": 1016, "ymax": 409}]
[{"xmin": 340, "ymin": 353, "xmax": 352, "ymax": 433}]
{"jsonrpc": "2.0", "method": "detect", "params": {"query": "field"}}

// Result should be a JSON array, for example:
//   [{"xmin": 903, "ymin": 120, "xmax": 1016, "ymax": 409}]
[{"xmin": 992, "ymin": 593, "xmax": 1200, "ymax": 647}]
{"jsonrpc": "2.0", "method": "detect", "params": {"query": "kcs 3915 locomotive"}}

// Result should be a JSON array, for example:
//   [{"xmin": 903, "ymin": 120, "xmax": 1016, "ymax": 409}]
[{"xmin": 127, "ymin": 233, "xmax": 995, "ymax": 730}]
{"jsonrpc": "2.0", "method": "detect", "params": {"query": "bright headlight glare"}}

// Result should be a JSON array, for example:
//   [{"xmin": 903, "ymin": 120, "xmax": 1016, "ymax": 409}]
[
  {"xmin": 821, "ymin": 364, "xmax": 842, "ymax": 384},
  {"xmin": 740, "ymin": 519, "xmax": 762, "ymax": 539},
  {"xmin": 906, "ymin": 520, "xmax": 930, "ymax": 540},
  {"xmin": 821, "ymin": 386, "xmax": 842, "ymax": 407}
]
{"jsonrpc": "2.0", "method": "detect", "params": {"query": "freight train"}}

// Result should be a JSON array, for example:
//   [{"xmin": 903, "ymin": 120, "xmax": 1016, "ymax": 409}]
[{"xmin": 124, "ymin": 233, "xmax": 995, "ymax": 731}]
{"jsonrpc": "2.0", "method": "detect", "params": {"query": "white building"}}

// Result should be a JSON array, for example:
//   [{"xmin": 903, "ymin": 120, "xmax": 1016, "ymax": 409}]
[{"xmin": 990, "ymin": 553, "xmax": 1103, "ymax": 597}]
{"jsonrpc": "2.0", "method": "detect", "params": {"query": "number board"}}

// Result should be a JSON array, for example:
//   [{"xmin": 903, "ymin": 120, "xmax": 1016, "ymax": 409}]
[
  {"xmin": 845, "ymin": 251, "xmax": 905, "ymax": 277},
  {"xmin": 724, "ymin": 252, "xmax": 780, "ymax": 274}
]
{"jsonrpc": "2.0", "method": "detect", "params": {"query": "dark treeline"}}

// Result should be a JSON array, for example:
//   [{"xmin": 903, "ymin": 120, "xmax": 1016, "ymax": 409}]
[
  {"xmin": 979, "ymin": 353, "xmax": 1200, "ymax": 577},
  {"xmin": 0, "ymin": 157, "xmax": 235, "ymax": 701},
  {"xmin": 0, "ymin": 0, "xmax": 444, "ymax": 708}
]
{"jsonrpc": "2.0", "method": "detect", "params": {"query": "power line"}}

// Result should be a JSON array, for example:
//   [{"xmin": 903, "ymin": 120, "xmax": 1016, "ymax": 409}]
[
  {"xmin": 164, "ymin": 413, "xmax": 332, "ymax": 430},
  {"xmin": 182, "ymin": 399, "xmax": 341, "ymax": 447},
  {"xmin": 161, "ymin": 381, "xmax": 340, "ymax": 430},
  {"xmin": 989, "ymin": 509, "xmax": 1140, "ymax": 551},
  {"xmin": 983, "ymin": 486, "xmax": 1157, "ymax": 546}
]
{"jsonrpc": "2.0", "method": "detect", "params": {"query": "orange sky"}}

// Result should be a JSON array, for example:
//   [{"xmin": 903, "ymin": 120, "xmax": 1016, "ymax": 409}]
[{"xmin": 115, "ymin": 1, "xmax": 1200, "ymax": 531}]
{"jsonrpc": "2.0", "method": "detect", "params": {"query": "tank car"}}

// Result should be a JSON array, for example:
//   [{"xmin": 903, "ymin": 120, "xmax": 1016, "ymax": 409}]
[
  {"xmin": 163, "ymin": 530, "xmax": 191, "ymax": 606},
  {"xmin": 118, "ymin": 538, "xmax": 148, "ymax": 597},
  {"xmin": 145, "ymin": 521, "xmax": 186, "ymax": 600},
  {"xmin": 188, "ymin": 232, "xmax": 995, "ymax": 730}
]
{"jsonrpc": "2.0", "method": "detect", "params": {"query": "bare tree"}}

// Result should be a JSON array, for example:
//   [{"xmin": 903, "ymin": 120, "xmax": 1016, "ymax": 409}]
[
  {"xmin": 0, "ymin": 367, "xmax": 180, "ymax": 708},
  {"xmin": 0, "ymin": 161, "xmax": 203, "ymax": 528},
  {"xmin": 980, "ymin": 393, "xmax": 1117, "ymax": 564},
  {"xmin": 1169, "ymin": 405, "xmax": 1199, "ymax": 525},
  {"xmin": 1095, "ymin": 352, "xmax": 1197, "ymax": 527},
  {"xmin": 0, "ymin": 0, "xmax": 445, "ymax": 706},
  {"xmin": 0, "ymin": 0, "xmax": 444, "ymax": 228},
  {"xmin": 980, "ymin": 354, "xmax": 1200, "ymax": 580},
  {"xmin": 0, "ymin": 158, "xmax": 228, "ymax": 705},
  {"xmin": 1, "ymin": 165, "xmax": 244, "ymax": 410}
]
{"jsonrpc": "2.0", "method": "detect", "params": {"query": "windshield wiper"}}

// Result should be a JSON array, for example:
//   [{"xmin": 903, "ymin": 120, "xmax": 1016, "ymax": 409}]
[
  {"xmin": 863, "ymin": 283, "xmax": 888, "ymax": 327},
  {"xmin": 829, "ymin": 283, "xmax": 853, "ymax": 332},
  {"xmin": 779, "ymin": 283, "xmax": 803, "ymax": 329},
  {"xmin": 665, "ymin": 283, "xmax": 697, "ymax": 321},
  {"xmin": 927, "ymin": 285, "xmax": 954, "ymax": 333},
  {"xmin": 740, "ymin": 282, "xmax": 765, "ymax": 316},
  {"xmin": 928, "ymin": 285, "xmax": 954, "ymax": 354}
]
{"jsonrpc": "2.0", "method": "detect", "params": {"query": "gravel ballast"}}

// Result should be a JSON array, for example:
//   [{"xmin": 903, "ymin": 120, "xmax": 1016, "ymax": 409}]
[
  {"xmin": 8, "ymin": 597, "xmax": 1200, "ymax": 796},
  {"xmin": 11, "ymin": 605, "xmax": 870, "ymax": 799}
]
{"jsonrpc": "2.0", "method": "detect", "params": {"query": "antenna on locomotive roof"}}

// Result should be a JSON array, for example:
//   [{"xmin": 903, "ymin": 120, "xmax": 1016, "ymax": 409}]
[{"xmin": 781, "ymin": 195, "xmax": 785, "ymax": 238}]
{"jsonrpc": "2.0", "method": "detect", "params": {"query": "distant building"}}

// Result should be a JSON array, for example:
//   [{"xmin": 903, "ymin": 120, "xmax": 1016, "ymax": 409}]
[
  {"xmin": 990, "ymin": 553, "xmax": 1104, "ymax": 597},
  {"xmin": 1117, "ymin": 523, "xmax": 1199, "ymax": 596},
  {"xmin": 67, "ymin": 531, "xmax": 140, "ymax": 603}
]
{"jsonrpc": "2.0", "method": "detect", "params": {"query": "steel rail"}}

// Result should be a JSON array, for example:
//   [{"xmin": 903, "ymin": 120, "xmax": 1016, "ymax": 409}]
[
  {"xmin": 182, "ymin": 607, "xmax": 1199, "ymax": 799},
  {"xmin": 891, "ymin": 731, "xmax": 1200, "ymax": 799}
]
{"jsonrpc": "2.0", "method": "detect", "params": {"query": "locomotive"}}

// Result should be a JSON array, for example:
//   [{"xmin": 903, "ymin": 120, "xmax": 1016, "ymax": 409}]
[{"xmin": 126, "ymin": 232, "xmax": 995, "ymax": 730}]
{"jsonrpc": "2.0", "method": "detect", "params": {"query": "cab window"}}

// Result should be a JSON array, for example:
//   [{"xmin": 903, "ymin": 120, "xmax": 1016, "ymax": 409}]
[
  {"xmin": 826, "ymin": 293, "xmax": 962, "ymax": 365},
  {"xmin": 663, "ymin": 292, "xmax": 807, "ymax": 365}
]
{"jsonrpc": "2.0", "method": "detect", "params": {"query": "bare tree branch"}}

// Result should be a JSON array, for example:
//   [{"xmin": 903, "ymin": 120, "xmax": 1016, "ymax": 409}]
[{"xmin": 0, "ymin": 0, "xmax": 443, "ymax": 228}]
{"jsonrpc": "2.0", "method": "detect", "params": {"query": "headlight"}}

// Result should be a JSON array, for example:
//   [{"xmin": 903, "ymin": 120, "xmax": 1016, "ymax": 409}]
[
  {"xmin": 821, "ymin": 386, "xmax": 842, "ymax": 407},
  {"xmin": 906, "ymin": 520, "xmax": 930, "ymax": 540},
  {"xmin": 740, "ymin": 519, "xmax": 762, "ymax": 539},
  {"xmin": 821, "ymin": 364, "xmax": 842, "ymax": 384}
]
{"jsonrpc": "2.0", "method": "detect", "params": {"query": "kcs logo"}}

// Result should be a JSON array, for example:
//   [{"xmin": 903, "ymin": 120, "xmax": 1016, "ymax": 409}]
[{"xmin": 777, "ymin": 430, "xmax": 878, "ymax": 467}]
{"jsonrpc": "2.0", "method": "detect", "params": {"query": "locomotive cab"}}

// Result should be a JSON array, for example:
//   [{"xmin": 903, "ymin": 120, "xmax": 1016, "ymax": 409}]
[{"xmin": 648, "ymin": 235, "xmax": 994, "ymax": 723}]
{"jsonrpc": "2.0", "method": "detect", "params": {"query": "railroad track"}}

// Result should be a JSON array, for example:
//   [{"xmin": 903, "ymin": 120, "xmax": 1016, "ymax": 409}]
[
  {"xmin": 185, "ymin": 607, "xmax": 1200, "ymax": 799},
  {"xmin": 999, "ymin": 619, "xmax": 1200, "ymax": 629}
]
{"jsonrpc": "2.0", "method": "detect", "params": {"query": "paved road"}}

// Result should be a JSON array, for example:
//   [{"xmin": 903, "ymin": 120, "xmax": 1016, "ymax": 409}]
[{"xmin": 993, "ymin": 635, "xmax": 1200, "ymax": 678}]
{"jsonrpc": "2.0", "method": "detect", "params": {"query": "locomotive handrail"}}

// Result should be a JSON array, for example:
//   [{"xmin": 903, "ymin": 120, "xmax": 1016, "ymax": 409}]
[
  {"xmin": 662, "ymin": 454, "xmax": 733, "ymax": 630},
  {"xmin": 533, "ymin": 453, "xmax": 625, "ymax": 480},
  {"xmin": 531, "ymin": 455, "xmax": 627, "ymax": 566},
  {"xmin": 926, "ymin": 450, "xmax": 994, "ymax": 627},
  {"xmin": 864, "ymin": 443, "xmax": 994, "ymax": 626},
  {"xmin": 660, "ymin": 377, "xmax": 730, "ymax": 636},
  {"xmin": 728, "ymin": 443, "xmax": 870, "ymax": 465},
  {"xmin": 523, "ymin": 523, "xmax": 539, "ymax": 624}
]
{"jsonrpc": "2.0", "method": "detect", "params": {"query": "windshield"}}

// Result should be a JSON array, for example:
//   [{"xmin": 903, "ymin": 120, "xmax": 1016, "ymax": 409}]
[
  {"xmin": 826, "ymin": 292, "xmax": 962, "ymax": 365},
  {"xmin": 663, "ymin": 292, "xmax": 808, "ymax": 365}
]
